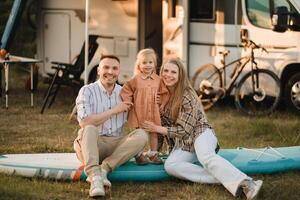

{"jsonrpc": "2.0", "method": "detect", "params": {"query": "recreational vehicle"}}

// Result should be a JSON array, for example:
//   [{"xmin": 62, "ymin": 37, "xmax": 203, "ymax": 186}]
[{"xmin": 35, "ymin": 0, "xmax": 300, "ymax": 113}]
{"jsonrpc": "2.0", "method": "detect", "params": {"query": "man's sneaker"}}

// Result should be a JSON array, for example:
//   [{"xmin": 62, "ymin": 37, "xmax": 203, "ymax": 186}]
[
  {"xmin": 148, "ymin": 153, "xmax": 163, "ymax": 164},
  {"xmin": 89, "ymin": 176, "xmax": 105, "ymax": 197},
  {"xmin": 135, "ymin": 154, "xmax": 150, "ymax": 165},
  {"xmin": 101, "ymin": 169, "xmax": 111, "ymax": 188},
  {"xmin": 242, "ymin": 180, "xmax": 263, "ymax": 200}
]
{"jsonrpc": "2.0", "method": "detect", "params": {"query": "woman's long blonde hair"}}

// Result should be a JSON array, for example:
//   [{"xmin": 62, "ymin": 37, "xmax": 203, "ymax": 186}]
[
  {"xmin": 160, "ymin": 57, "xmax": 207, "ymax": 121},
  {"xmin": 134, "ymin": 48, "xmax": 157, "ymax": 75},
  {"xmin": 159, "ymin": 58, "xmax": 194, "ymax": 121}
]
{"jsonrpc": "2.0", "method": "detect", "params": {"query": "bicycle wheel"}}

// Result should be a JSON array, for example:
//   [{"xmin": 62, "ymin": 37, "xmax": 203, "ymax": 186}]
[
  {"xmin": 235, "ymin": 69, "xmax": 280, "ymax": 115},
  {"xmin": 191, "ymin": 64, "xmax": 223, "ymax": 110}
]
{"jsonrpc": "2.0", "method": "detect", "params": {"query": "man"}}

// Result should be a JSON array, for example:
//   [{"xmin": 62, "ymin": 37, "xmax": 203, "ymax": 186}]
[{"xmin": 74, "ymin": 55, "xmax": 148, "ymax": 197}]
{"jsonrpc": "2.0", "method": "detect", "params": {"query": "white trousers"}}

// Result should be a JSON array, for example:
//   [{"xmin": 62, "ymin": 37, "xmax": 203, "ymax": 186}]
[{"xmin": 164, "ymin": 128, "xmax": 250, "ymax": 196}]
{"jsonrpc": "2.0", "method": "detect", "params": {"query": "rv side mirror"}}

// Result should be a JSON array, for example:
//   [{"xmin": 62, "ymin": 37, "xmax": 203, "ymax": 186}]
[{"xmin": 272, "ymin": 6, "xmax": 289, "ymax": 32}]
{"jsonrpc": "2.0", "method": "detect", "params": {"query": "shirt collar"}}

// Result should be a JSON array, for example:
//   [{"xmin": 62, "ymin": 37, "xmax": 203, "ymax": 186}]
[
  {"xmin": 97, "ymin": 80, "xmax": 117, "ymax": 95},
  {"xmin": 140, "ymin": 72, "xmax": 156, "ymax": 80}
]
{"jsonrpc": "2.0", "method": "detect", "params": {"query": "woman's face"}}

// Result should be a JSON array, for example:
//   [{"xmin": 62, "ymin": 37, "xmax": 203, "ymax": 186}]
[{"xmin": 161, "ymin": 62, "xmax": 179, "ymax": 88}]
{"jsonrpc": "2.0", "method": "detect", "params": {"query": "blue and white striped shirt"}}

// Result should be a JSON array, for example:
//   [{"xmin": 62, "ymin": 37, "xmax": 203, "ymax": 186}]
[{"xmin": 76, "ymin": 80, "xmax": 127, "ymax": 137}]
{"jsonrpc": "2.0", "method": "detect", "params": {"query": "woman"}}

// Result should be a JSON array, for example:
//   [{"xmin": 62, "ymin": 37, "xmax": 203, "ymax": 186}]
[{"xmin": 142, "ymin": 58, "xmax": 263, "ymax": 200}]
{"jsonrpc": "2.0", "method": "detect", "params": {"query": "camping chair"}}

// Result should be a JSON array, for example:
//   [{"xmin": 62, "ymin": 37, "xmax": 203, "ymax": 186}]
[{"xmin": 41, "ymin": 35, "xmax": 99, "ymax": 114}]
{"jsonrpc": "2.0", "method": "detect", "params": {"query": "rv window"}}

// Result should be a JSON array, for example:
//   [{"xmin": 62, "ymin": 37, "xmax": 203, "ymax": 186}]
[
  {"xmin": 245, "ymin": 0, "xmax": 273, "ymax": 29},
  {"xmin": 189, "ymin": 0, "xmax": 215, "ymax": 21},
  {"xmin": 246, "ymin": 0, "xmax": 300, "ymax": 31},
  {"xmin": 216, "ymin": 0, "xmax": 241, "ymax": 24}
]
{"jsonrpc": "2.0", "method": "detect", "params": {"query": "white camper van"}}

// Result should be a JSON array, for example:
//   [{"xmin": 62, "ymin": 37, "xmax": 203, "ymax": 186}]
[
  {"xmin": 36, "ymin": 0, "xmax": 300, "ymax": 113},
  {"xmin": 183, "ymin": 0, "xmax": 300, "ymax": 114}
]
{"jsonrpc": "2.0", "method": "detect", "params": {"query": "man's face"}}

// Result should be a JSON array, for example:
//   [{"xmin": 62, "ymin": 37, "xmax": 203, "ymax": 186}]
[{"xmin": 97, "ymin": 58, "xmax": 120, "ymax": 86}]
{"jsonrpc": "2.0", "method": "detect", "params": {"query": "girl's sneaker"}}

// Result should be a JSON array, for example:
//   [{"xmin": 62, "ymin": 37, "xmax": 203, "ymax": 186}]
[
  {"xmin": 148, "ymin": 153, "xmax": 163, "ymax": 164},
  {"xmin": 135, "ymin": 154, "xmax": 150, "ymax": 165}
]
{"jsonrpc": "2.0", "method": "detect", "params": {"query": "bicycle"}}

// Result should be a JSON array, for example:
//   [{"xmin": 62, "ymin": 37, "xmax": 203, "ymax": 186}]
[{"xmin": 191, "ymin": 38, "xmax": 281, "ymax": 115}]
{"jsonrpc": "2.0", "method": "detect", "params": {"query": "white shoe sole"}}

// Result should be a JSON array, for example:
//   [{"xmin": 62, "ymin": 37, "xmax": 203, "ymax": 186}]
[
  {"xmin": 247, "ymin": 180, "xmax": 263, "ymax": 200},
  {"xmin": 89, "ymin": 189, "xmax": 105, "ymax": 197}
]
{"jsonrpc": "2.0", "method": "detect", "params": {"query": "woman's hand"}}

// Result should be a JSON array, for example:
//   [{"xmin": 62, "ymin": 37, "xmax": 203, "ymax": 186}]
[
  {"xmin": 142, "ymin": 121, "xmax": 168, "ymax": 135},
  {"xmin": 155, "ymin": 91, "xmax": 161, "ymax": 105}
]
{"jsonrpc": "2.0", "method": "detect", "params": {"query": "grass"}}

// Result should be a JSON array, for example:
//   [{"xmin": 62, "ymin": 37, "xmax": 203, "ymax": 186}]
[{"xmin": 0, "ymin": 68, "xmax": 300, "ymax": 199}]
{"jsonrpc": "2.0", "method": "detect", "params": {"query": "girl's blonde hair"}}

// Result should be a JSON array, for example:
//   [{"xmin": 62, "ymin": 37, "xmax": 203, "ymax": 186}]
[
  {"xmin": 160, "ymin": 57, "xmax": 203, "ymax": 121},
  {"xmin": 134, "ymin": 48, "xmax": 157, "ymax": 75}
]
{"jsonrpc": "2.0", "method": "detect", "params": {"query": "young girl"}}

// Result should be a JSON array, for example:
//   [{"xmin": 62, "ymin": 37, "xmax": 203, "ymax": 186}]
[{"xmin": 121, "ymin": 48, "xmax": 168, "ymax": 164}]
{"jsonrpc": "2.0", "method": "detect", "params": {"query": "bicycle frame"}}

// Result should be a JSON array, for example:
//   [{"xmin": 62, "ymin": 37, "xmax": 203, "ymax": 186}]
[
  {"xmin": 216, "ymin": 49, "xmax": 258, "ymax": 97},
  {"xmin": 192, "ymin": 38, "xmax": 280, "ymax": 115}
]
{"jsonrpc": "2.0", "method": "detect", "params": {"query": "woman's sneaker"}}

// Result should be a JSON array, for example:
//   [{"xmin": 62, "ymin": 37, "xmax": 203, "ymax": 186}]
[
  {"xmin": 242, "ymin": 180, "xmax": 263, "ymax": 200},
  {"xmin": 89, "ymin": 175, "xmax": 105, "ymax": 197}
]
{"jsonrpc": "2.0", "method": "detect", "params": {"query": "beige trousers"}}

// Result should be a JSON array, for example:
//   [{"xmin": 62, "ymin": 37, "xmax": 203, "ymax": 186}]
[{"xmin": 74, "ymin": 125, "xmax": 148, "ymax": 177}]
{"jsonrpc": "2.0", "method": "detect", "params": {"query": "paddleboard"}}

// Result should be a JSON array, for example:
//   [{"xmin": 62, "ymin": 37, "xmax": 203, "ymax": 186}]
[{"xmin": 0, "ymin": 146, "xmax": 299, "ymax": 182}]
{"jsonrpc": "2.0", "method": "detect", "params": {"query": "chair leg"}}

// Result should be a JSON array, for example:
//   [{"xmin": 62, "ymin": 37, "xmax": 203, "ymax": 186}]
[
  {"xmin": 47, "ymin": 83, "xmax": 61, "ymax": 108},
  {"xmin": 41, "ymin": 71, "xmax": 59, "ymax": 114},
  {"xmin": 68, "ymin": 104, "xmax": 77, "ymax": 121}
]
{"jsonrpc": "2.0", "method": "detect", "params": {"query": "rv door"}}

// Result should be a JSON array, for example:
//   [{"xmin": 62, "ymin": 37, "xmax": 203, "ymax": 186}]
[
  {"xmin": 43, "ymin": 13, "xmax": 71, "ymax": 74},
  {"xmin": 188, "ymin": 0, "xmax": 242, "ymax": 79}
]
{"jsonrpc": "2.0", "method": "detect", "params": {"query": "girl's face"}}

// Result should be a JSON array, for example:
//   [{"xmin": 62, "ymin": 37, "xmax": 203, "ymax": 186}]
[
  {"xmin": 139, "ymin": 55, "xmax": 155, "ymax": 75},
  {"xmin": 161, "ymin": 62, "xmax": 179, "ymax": 88}
]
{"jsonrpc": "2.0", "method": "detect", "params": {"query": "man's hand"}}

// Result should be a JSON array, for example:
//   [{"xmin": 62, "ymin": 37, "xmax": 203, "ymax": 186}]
[
  {"xmin": 141, "ymin": 121, "xmax": 168, "ymax": 135},
  {"xmin": 112, "ymin": 101, "xmax": 133, "ymax": 113},
  {"xmin": 79, "ymin": 101, "xmax": 132, "ymax": 128}
]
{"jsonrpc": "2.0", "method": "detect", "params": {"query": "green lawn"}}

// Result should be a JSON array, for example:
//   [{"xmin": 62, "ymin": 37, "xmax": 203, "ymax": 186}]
[{"xmin": 0, "ymin": 68, "xmax": 299, "ymax": 200}]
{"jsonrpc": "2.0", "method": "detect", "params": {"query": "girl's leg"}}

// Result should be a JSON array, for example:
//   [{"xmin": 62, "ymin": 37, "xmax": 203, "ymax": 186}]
[
  {"xmin": 194, "ymin": 128, "xmax": 251, "ymax": 196},
  {"xmin": 148, "ymin": 132, "xmax": 163, "ymax": 164},
  {"xmin": 149, "ymin": 132, "xmax": 158, "ymax": 152},
  {"xmin": 164, "ymin": 148, "xmax": 219, "ymax": 184}
]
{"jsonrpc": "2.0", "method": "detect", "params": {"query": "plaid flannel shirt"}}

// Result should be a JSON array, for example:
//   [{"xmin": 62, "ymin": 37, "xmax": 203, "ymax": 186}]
[{"xmin": 161, "ymin": 89, "xmax": 212, "ymax": 152}]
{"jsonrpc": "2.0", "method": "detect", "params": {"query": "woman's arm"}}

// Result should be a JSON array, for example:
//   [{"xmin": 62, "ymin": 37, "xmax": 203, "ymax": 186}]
[
  {"xmin": 167, "ymin": 96, "xmax": 197, "ymax": 139},
  {"xmin": 142, "ymin": 121, "xmax": 168, "ymax": 135},
  {"xmin": 158, "ymin": 80, "xmax": 170, "ymax": 112},
  {"xmin": 143, "ymin": 90, "xmax": 201, "ymax": 139},
  {"xmin": 142, "ymin": 93, "xmax": 199, "ymax": 138}
]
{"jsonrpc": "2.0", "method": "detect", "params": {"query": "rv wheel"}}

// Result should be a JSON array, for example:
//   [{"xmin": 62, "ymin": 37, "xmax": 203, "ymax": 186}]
[{"xmin": 284, "ymin": 72, "xmax": 300, "ymax": 114}]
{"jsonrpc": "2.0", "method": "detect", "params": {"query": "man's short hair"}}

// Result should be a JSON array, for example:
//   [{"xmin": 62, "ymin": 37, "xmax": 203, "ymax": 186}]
[{"xmin": 100, "ymin": 54, "xmax": 120, "ymax": 64}]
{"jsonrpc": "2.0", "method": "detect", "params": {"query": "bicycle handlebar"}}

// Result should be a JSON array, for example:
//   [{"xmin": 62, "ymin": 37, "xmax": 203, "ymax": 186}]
[{"xmin": 242, "ymin": 37, "xmax": 268, "ymax": 53}]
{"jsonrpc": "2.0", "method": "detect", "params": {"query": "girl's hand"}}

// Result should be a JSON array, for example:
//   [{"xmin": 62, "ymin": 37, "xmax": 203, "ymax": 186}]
[{"xmin": 142, "ymin": 121, "xmax": 168, "ymax": 135}]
